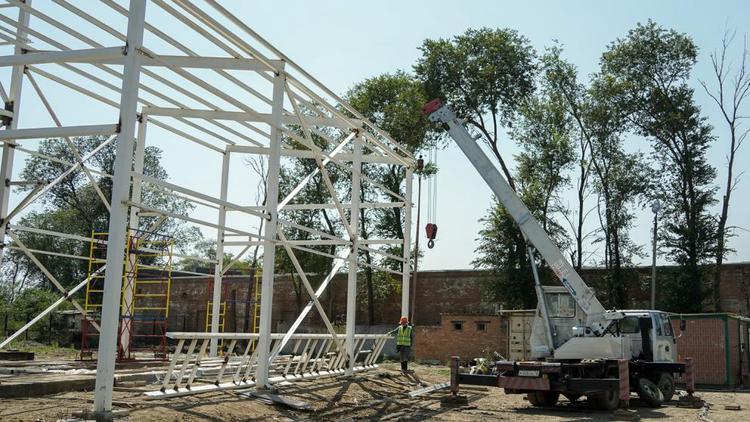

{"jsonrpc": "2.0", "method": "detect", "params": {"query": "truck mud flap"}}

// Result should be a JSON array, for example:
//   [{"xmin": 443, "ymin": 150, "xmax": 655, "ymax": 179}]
[{"xmin": 498, "ymin": 376, "xmax": 550, "ymax": 391}]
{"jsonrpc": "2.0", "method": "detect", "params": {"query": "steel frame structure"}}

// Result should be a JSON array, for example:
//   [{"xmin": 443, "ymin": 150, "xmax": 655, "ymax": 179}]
[
  {"xmin": 0, "ymin": 0, "xmax": 415, "ymax": 416},
  {"xmin": 145, "ymin": 332, "xmax": 390, "ymax": 399}
]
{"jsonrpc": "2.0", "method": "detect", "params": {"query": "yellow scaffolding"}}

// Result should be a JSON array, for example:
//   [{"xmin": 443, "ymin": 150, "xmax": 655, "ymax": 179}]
[{"xmin": 81, "ymin": 230, "xmax": 173, "ymax": 360}]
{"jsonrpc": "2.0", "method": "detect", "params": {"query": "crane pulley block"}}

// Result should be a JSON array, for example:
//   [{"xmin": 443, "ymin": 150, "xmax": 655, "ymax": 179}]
[{"xmin": 425, "ymin": 223, "xmax": 437, "ymax": 249}]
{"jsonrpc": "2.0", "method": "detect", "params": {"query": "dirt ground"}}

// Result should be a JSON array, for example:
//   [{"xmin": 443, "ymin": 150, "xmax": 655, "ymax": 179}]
[{"xmin": 1, "ymin": 362, "xmax": 749, "ymax": 421}]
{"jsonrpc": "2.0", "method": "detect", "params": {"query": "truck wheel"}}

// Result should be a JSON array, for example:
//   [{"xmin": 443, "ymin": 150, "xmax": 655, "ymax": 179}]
[
  {"xmin": 636, "ymin": 377, "xmax": 664, "ymax": 407},
  {"xmin": 655, "ymin": 373, "xmax": 675, "ymax": 402},
  {"xmin": 588, "ymin": 390, "xmax": 619, "ymax": 411},
  {"xmin": 527, "ymin": 391, "xmax": 560, "ymax": 407}
]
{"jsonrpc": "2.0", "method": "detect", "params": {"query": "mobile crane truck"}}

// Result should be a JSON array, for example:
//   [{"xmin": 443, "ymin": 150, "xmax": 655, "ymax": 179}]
[{"xmin": 422, "ymin": 99, "xmax": 695, "ymax": 410}]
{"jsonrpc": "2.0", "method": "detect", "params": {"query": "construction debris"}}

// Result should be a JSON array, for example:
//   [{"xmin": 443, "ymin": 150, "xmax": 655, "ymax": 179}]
[
  {"xmin": 440, "ymin": 394, "xmax": 469, "ymax": 407},
  {"xmin": 611, "ymin": 408, "xmax": 640, "ymax": 421},
  {"xmin": 408, "ymin": 381, "xmax": 449, "ymax": 397}
]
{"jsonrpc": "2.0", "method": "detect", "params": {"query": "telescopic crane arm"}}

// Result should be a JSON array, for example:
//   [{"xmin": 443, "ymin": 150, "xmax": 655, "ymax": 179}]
[{"xmin": 423, "ymin": 99, "xmax": 615, "ymax": 335}]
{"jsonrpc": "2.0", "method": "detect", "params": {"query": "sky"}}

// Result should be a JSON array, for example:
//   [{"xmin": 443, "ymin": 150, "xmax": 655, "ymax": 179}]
[
  {"xmin": 4, "ymin": 0, "xmax": 750, "ymax": 272},
  {"xmin": 217, "ymin": 0, "xmax": 750, "ymax": 270}
]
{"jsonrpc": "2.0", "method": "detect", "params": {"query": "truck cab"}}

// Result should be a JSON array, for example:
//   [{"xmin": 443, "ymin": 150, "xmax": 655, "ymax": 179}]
[{"xmin": 617, "ymin": 311, "xmax": 677, "ymax": 363}]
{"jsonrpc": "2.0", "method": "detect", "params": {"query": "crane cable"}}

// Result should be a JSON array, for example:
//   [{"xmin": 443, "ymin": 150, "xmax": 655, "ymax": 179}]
[{"xmin": 425, "ymin": 147, "xmax": 438, "ymax": 248}]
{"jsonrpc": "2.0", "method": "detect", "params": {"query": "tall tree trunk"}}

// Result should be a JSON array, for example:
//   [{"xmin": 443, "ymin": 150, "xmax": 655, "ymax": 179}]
[{"xmin": 713, "ymin": 129, "xmax": 736, "ymax": 311}]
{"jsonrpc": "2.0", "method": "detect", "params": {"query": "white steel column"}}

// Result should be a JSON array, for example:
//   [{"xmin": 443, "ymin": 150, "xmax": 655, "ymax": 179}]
[
  {"xmin": 210, "ymin": 150, "xmax": 230, "ymax": 356},
  {"xmin": 345, "ymin": 134, "xmax": 362, "ymax": 376},
  {"xmin": 255, "ymin": 70, "xmax": 285, "ymax": 388},
  {"xmin": 0, "ymin": 1, "xmax": 31, "ymax": 262},
  {"xmin": 120, "ymin": 115, "xmax": 148, "ymax": 357},
  {"xmin": 93, "ymin": 0, "xmax": 146, "ymax": 415},
  {"xmin": 401, "ymin": 168, "xmax": 413, "ymax": 316}
]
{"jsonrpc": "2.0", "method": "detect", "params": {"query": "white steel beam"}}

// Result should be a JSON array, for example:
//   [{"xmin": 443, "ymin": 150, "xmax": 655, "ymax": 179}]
[
  {"xmin": 0, "ymin": 46, "xmax": 124, "ymax": 66},
  {"xmin": 255, "ymin": 71, "xmax": 284, "ymax": 389},
  {"xmin": 226, "ymin": 144, "xmax": 401, "ymax": 165},
  {"xmin": 267, "ymin": 247, "xmax": 348, "ymax": 362},
  {"xmin": 204, "ymin": 0, "xmax": 415, "ymax": 161},
  {"xmin": 276, "ymin": 230, "xmax": 346, "ymax": 353},
  {"xmin": 345, "ymin": 135, "xmax": 362, "ymax": 376},
  {"xmin": 277, "ymin": 132, "xmax": 355, "ymax": 211},
  {"xmin": 0, "ymin": 124, "xmax": 118, "ymax": 141},
  {"xmin": 93, "ymin": 0, "xmax": 146, "ymax": 415},
  {"xmin": 24, "ymin": 70, "xmax": 111, "ymax": 211},
  {"xmin": 401, "ymin": 168, "xmax": 413, "ymax": 316},
  {"xmin": 209, "ymin": 150, "xmax": 230, "ymax": 356},
  {"xmin": 140, "ymin": 54, "xmax": 283, "ymax": 71},
  {"xmin": 0, "ymin": 1, "xmax": 31, "ymax": 263},
  {"xmin": 142, "ymin": 106, "xmax": 358, "ymax": 128}
]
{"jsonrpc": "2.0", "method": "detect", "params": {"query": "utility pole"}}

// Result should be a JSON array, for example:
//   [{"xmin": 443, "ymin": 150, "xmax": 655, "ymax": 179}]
[{"xmin": 650, "ymin": 201, "xmax": 661, "ymax": 309}]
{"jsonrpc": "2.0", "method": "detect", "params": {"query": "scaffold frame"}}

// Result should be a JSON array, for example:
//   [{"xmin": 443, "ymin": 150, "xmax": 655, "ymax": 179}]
[{"xmin": 0, "ymin": 0, "xmax": 415, "ymax": 416}]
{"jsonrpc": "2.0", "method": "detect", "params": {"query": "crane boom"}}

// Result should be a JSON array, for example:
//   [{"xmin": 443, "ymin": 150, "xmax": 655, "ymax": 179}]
[{"xmin": 423, "ymin": 99, "xmax": 612, "ymax": 335}]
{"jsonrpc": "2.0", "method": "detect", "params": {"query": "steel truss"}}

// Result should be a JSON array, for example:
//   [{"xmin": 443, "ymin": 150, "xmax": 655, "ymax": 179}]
[
  {"xmin": 146, "ymin": 332, "xmax": 389, "ymax": 399},
  {"xmin": 0, "ymin": 0, "xmax": 415, "ymax": 415}
]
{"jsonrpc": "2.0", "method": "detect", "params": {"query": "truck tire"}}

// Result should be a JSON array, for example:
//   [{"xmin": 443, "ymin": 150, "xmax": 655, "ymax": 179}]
[
  {"xmin": 588, "ymin": 390, "xmax": 619, "ymax": 411},
  {"xmin": 636, "ymin": 377, "xmax": 664, "ymax": 407},
  {"xmin": 527, "ymin": 391, "xmax": 560, "ymax": 407},
  {"xmin": 655, "ymin": 373, "xmax": 675, "ymax": 402}
]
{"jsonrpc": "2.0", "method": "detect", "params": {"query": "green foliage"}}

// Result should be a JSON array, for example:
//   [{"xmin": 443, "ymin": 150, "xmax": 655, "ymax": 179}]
[
  {"xmin": 1, "ymin": 136, "xmax": 200, "ymax": 306},
  {"xmin": 472, "ymin": 200, "xmax": 535, "ymax": 308},
  {"xmin": 416, "ymin": 27, "xmax": 541, "ymax": 310},
  {"xmin": 346, "ymin": 71, "xmax": 439, "ymax": 152},
  {"xmin": 415, "ymin": 27, "xmax": 536, "ymax": 131}
]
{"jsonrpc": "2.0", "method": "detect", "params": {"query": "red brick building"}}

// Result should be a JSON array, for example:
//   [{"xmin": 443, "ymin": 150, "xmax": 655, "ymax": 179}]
[{"xmin": 167, "ymin": 262, "xmax": 750, "ymax": 334}]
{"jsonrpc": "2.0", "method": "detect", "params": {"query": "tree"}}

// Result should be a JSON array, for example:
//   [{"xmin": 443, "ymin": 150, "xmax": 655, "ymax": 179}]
[
  {"xmin": 345, "ymin": 71, "xmax": 437, "ymax": 324},
  {"xmin": 584, "ymin": 77, "xmax": 651, "ymax": 308},
  {"xmin": 540, "ymin": 46, "xmax": 597, "ymax": 271},
  {"xmin": 699, "ymin": 30, "xmax": 750, "ymax": 310},
  {"xmin": 416, "ymin": 27, "xmax": 539, "ymax": 309},
  {"xmin": 600, "ymin": 21, "xmax": 718, "ymax": 312},
  {"xmin": 415, "ymin": 27, "xmax": 536, "ymax": 189},
  {"xmin": 474, "ymin": 65, "xmax": 576, "ymax": 308}
]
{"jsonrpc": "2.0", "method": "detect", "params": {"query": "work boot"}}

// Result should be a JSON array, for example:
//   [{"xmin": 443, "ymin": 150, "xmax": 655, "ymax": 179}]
[{"xmin": 401, "ymin": 361, "xmax": 407, "ymax": 372}]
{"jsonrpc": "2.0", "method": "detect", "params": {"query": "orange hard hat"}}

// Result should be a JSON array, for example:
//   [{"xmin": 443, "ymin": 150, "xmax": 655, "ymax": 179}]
[{"xmin": 399, "ymin": 316, "xmax": 408, "ymax": 324}]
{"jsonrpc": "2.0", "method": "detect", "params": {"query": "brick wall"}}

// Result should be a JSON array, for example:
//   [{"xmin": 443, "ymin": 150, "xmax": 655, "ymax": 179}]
[
  {"xmin": 165, "ymin": 263, "xmax": 750, "ymax": 336},
  {"xmin": 414, "ymin": 314, "xmax": 508, "ymax": 363}
]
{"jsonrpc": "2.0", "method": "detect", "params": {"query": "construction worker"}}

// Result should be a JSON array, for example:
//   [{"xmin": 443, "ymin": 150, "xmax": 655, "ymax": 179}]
[{"xmin": 389, "ymin": 316, "xmax": 414, "ymax": 372}]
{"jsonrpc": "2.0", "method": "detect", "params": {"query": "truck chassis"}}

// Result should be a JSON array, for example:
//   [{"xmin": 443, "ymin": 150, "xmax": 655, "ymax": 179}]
[{"xmin": 449, "ymin": 356, "xmax": 692, "ymax": 409}]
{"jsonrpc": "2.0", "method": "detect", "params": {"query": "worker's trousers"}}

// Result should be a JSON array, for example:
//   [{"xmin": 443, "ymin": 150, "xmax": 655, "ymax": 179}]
[{"xmin": 398, "ymin": 345, "xmax": 411, "ymax": 371}]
